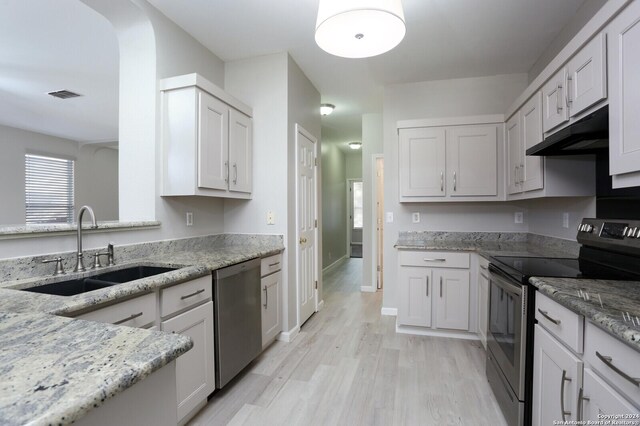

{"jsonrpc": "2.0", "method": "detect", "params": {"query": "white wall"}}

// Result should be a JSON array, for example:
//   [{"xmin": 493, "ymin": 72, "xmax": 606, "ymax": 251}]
[
  {"xmin": 523, "ymin": 197, "xmax": 596, "ymax": 240},
  {"xmin": 345, "ymin": 151, "xmax": 362, "ymax": 180},
  {"xmin": 362, "ymin": 113, "xmax": 383, "ymax": 290},
  {"xmin": 321, "ymin": 143, "xmax": 347, "ymax": 268},
  {"xmin": 382, "ymin": 73, "xmax": 528, "ymax": 310}
]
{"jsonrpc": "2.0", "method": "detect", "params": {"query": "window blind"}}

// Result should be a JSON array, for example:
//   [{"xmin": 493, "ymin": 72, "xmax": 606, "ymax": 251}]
[{"xmin": 25, "ymin": 154, "xmax": 75, "ymax": 224}]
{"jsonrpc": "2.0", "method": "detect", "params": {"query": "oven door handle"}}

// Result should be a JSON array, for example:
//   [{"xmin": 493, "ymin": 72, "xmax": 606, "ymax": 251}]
[{"xmin": 488, "ymin": 265, "xmax": 523, "ymax": 296}]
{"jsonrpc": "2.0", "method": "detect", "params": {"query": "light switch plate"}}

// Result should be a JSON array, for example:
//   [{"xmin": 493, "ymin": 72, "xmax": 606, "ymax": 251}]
[
  {"xmin": 514, "ymin": 212, "xmax": 523, "ymax": 224},
  {"xmin": 386, "ymin": 212, "xmax": 394, "ymax": 223},
  {"xmin": 186, "ymin": 212, "xmax": 193, "ymax": 226},
  {"xmin": 267, "ymin": 211, "xmax": 275, "ymax": 225},
  {"xmin": 412, "ymin": 212, "xmax": 420, "ymax": 223},
  {"xmin": 562, "ymin": 212, "xmax": 569, "ymax": 228}
]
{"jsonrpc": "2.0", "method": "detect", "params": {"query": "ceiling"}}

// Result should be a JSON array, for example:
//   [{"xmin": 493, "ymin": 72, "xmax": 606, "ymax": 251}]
[{"xmin": 1, "ymin": 0, "xmax": 587, "ymax": 145}]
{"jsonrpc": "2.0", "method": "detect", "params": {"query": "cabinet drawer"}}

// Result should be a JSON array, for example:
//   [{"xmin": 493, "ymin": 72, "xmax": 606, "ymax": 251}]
[
  {"xmin": 161, "ymin": 275, "xmax": 212, "ymax": 318},
  {"xmin": 584, "ymin": 321, "xmax": 640, "ymax": 403},
  {"xmin": 261, "ymin": 253, "xmax": 282, "ymax": 276},
  {"xmin": 399, "ymin": 251, "xmax": 470, "ymax": 268},
  {"xmin": 78, "ymin": 293, "xmax": 156, "ymax": 328},
  {"xmin": 535, "ymin": 292, "xmax": 583, "ymax": 353}
]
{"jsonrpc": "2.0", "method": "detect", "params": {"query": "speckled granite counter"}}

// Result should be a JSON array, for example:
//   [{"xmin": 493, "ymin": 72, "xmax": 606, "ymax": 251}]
[
  {"xmin": 0, "ymin": 311, "xmax": 192, "ymax": 426},
  {"xmin": 530, "ymin": 277, "xmax": 640, "ymax": 351}
]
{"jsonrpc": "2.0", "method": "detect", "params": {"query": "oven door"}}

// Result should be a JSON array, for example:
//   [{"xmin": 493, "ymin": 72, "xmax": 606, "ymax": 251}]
[{"xmin": 487, "ymin": 265, "xmax": 528, "ymax": 400}]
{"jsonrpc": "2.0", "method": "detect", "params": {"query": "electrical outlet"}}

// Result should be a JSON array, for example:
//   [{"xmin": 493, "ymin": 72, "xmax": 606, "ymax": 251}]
[
  {"xmin": 267, "ymin": 211, "xmax": 275, "ymax": 225},
  {"xmin": 412, "ymin": 212, "xmax": 420, "ymax": 223},
  {"xmin": 186, "ymin": 212, "xmax": 193, "ymax": 226},
  {"xmin": 514, "ymin": 212, "xmax": 523, "ymax": 224},
  {"xmin": 386, "ymin": 212, "xmax": 394, "ymax": 223},
  {"xmin": 562, "ymin": 212, "xmax": 569, "ymax": 228}
]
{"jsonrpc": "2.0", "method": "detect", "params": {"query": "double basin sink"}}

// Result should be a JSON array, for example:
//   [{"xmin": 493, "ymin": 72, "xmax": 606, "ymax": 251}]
[{"xmin": 25, "ymin": 266, "xmax": 176, "ymax": 297}]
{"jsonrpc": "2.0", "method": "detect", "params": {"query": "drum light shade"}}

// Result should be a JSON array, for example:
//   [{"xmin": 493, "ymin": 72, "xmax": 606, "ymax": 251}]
[{"xmin": 315, "ymin": 0, "xmax": 406, "ymax": 59}]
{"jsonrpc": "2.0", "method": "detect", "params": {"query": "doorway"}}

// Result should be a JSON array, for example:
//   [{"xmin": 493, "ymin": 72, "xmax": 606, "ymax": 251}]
[{"xmin": 347, "ymin": 179, "xmax": 363, "ymax": 258}]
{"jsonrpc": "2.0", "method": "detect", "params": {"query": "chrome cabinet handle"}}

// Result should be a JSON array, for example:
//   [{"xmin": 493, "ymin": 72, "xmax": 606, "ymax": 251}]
[
  {"xmin": 566, "ymin": 76, "xmax": 573, "ymax": 107},
  {"xmin": 224, "ymin": 161, "xmax": 229, "ymax": 183},
  {"xmin": 556, "ymin": 83, "xmax": 563, "ymax": 114},
  {"xmin": 515, "ymin": 166, "xmax": 519, "ymax": 185},
  {"xmin": 114, "ymin": 312, "xmax": 143, "ymax": 325},
  {"xmin": 520, "ymin": 163, "xmax": 525, "ymax": 184},
  {"xmin": 180, "ymin": 288, "xmax": 205, "ymax": 300},
  {"xmin": 233, "ymin": 163, "xmax": 238, "ymax": 184},
  {"xmin": 538, "ymin": 309, "xmax": 561, "ymax": 325},
  {"xmin": 426, "ymin": 276, "xmax": 429, "ymax": 297},
  {"xmin": 578, "ymin": 387, "xmax": 589, "ymax": 420},
  {"xmin": 423, "ymin": 258, "xmax": 446, "ymax": 262},
  {"xmin": 596, "ymin": 351, "xmax": 640, "ymax": 387},
  {"xmin": 453, "ymin": 171, "xmax": 457, "ymax": 192},
  {"xmin": 440, "ymin": 172, "xmax": 444, "ymax": 192},
  {"xmin": 440, "ymin": 276, "xmax": 443, "ymax": 298},
  {"xmin": 263, "ymin": 286, "xmax": 268, "ymax": 308},
  {"xmin": 560, "ymin": 369, "xmax": 572, "ymax": 421},
  {"xmin": 269, "ymin": 262, "xmax": 280, "ymax": 267},
  {"xmin": 480, "ymin": 264, "xmax": 488, "ymax": 270}
]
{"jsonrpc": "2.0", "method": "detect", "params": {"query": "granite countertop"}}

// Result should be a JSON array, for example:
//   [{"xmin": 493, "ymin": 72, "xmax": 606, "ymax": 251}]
[
  {"xmin": 0, "ymin": 311, "xmax": 192, "ymax": 426},
  {"xmin": 530, "ymin": 276, "xmax": 640, "ymax": 351}
]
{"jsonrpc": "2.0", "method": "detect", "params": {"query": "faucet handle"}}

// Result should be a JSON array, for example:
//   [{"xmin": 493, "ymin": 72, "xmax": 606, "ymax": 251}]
[
  {"xmin": 42, "ymin": 257, "xmax": 65, "ymax": 275},
  {"xmin": 91, "ymin": 252, "xmax": 105, "ymax": 269},
  {"xmin": 106, "ymin": 243, "xmax": 115, "ymax": 266}
]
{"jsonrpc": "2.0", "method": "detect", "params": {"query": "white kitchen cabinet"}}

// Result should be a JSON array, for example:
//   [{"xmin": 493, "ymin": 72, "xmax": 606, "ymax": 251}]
[
  {"xmin": 477, "ymin": 257, "xmax": 489, "ymax": 348},
  {"xmin": 77, "ymin": 293, "xmax": 156, "ymax": 328},
  {"xmin": 608, "ymin": 0, "xmax": 640, "ymax": 178},
  {"xmin": 582, "ymin": 368, "xmax": 639, "ymax": 421},
  {"xmin": 261, "ymin": 270, "xmax": 282, "ymax": 347},
  {"xmin": 399, "ymin": 120, "xmax": 502, "ymax": 202},
  {"xmin": 434, "ymin": 269, "xmax": 470, "ymax": 331},
  {"xmin": 532, "ymin": 325, "xmax": 583, "ymax": 425},
  {"xmin": 397, "ymin": 266, "xmax": 432, "ymax": 327},
  {"xmin": 507, "ymin": 93, "xmax": 544, "ymax": 195},
  {"xmin": 162, "ymin": 301, "xmax": 215, "ymax": 423},
  {"xmin": 567, "ymin": 33, "xmax": 607, "ymax": 117},
  {"xmin": 506, "ymin": 113, "xmax": 521, "ymax": 195},
  {"xmin": 542, "ymin": 68, "xmax": 570, "ymax": 133},
  {"xmin": 160, "ymin": 73, "xmax": 253, "ymax": 199}
]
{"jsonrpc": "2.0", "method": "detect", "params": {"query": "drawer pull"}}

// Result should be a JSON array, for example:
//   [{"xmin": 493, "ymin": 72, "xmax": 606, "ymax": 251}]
[
  {"xmin": 595, "ymin": 351, "xmax": 640, "ymax": 387},
  {"xmin": 263, "ymin": 286, "xmax": 268, "ymax": 308},
  {"xmin": 268, "ymin": 262, "xmax": 280, "ymax": 267},
  {"xmin": 538, "ymin": 309, "xmax": 561, "ymax": 325},
  {"xmin": 480, "ymin": 264, "xmax": 488, "ymax": 270},
  {"xmin": 180, "ymin": 289, "xmax": 205, "ymax": 300},
  {"xmin": 423, "ymin": 258, "xmax": 446, "ymax": 262},
  {"xmin": 560, "ymin": 369, "xmax": 571, "ymax": 421},
  {"xmin": 114, "ymin": 312, "xmax": 143, "ymax": 325}
]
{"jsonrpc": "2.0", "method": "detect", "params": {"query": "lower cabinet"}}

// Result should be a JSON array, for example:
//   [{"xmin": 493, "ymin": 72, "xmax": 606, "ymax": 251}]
[
  {"xmin": 582, "ymin": 368, "xmax": 640, "ymax": 420},
  {"xmin": 397, "ymin": 266, "xmax": 432, "ymax": 327},
  {"xmin": 161, "ymin": 301, "xmax": 215, "ymax": 423},
  {"xmin": 433, "ymin": 269, "xmax": 469, "ymax": 330},
  {"xmin": 261, "ymin": 270, "xmax": 282, "ymax": 347}
]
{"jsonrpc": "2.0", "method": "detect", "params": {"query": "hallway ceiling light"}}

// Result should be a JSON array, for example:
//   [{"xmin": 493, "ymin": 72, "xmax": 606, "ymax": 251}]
[
  {"xmin": 315, "ymin": 0, "xmax": 406, "ymax": 59},
  {"xmin": 348, "ymin": 141, "xmax": 362, "ymax": 150},
  {"xmin": 321, "ymin": 103, "xmax": 335, "ymax": 115}
]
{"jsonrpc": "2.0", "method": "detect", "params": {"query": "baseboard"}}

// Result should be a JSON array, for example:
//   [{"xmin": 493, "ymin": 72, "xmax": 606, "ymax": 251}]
[
  {"xmin": 396, "ymin": 324, "xmax": 481, "ymax": 341},
  {"xmin": 381, "ymin": 307, "xmax": 398, "ymax": 316},
  {"xmin": 322, "ymin": 255, "xmax": 347, "ymax": 273},
  {"xmin": 277, "ymin": 325, "xmax": 300, "ymax": 343},
  {"xmin": 360, "ymin": 286, "xmax": 376, "ymax": 293},
  {"xmin": 316, "ymin": 300, "xmax": 325, "ymax": 311}
]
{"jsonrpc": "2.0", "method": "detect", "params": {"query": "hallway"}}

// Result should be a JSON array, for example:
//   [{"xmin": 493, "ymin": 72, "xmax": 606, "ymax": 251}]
[{"xmin": 188, "ymin": 258, "xmax": 506, "ymax": 425}]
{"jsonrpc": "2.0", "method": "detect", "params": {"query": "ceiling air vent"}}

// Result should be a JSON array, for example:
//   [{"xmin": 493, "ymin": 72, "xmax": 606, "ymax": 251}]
[{"xmin": 47, "ymin": 90, "xmax": 82, "ymax": 99}]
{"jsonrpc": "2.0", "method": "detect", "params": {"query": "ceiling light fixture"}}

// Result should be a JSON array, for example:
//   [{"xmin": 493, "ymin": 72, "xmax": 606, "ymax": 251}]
[
  {"xmin": 315, "ymin": 0, "xmax": 406, "ymax": 59},
  {"xmin": 321, "ymin": 103, "xmax": 335, "ymax": 116},
  {"xmin": 348, "ymin": 141, "xmax": 362, "ymax": 150}
]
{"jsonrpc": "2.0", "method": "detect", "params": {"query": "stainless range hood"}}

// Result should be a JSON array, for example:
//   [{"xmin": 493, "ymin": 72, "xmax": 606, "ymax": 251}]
[{"xmin": 526, "ymin": 106, "xmax": 609, "ymax": 156}]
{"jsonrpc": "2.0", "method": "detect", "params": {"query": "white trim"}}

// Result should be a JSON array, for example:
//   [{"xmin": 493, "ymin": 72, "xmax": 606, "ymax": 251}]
[
  {"xmin": 360, "ymin": 286, "xmax": 376, "ymax": 293},
  {"xmin": 372, "ymin": 155, "xmax": 384, "ymax": 291},
  {"xmin": 396, "ymin": 324, "xmax": 481, "ymax": 341},
  {"xmin": 277, "ymin": 326, "xmax": 300, "ymax": 343},
  {"xmin": 397, "ymin": 114, "xmax": 504, "ymax": 130},
  {"xmin": 505, "ymin": 0, "xmax": 630, "ymax": 119},
  {"xmin": 316, "ymin": 300, "xmax": 324, "ymax": 312},
  {"xmin": 322, "ymin": 255, "xmax": 347, "ymax": 273},
  {"xmin": 381, "ymin": 307, "xmax": 398, "ymax": 316}
]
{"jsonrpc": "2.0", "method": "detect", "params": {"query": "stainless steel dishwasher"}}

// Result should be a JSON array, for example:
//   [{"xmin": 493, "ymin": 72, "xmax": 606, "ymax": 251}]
[{"xmin": 213, "ymin": 257, "xmax": 262, "ymax": 388}]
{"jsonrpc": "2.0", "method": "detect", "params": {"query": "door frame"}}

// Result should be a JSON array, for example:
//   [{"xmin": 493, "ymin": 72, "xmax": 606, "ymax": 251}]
[
  {"xmin": 346, "ymin": 178, "xmax": 363, "ymax": 258},
  {"xmin": 294, "ymin": 123, "xmax": 319, "ymax": 327},
  {"xmin": 374, "ymin": 155, "xmax": 384, "ymax": 290}
]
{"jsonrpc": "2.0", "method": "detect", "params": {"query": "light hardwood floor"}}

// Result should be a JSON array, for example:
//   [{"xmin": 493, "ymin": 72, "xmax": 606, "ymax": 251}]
[{"xmin": 188, "ymin": 258, "xmax": 507, "ymax": 426}]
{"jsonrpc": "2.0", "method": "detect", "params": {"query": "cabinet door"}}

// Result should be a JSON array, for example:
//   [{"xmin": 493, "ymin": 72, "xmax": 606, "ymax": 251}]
[
  {"xmin": 434, "ymin": 269, "xmax": 469, "ymax": 331},
  {"xmin": 162, "ymin": 301, "xmax": 215, "ymax": 422},
  {"xmin": 398, "ymin": 266, "xmax": 432, "ymax": 327},
  {"xmin": 198, "ymin": 91, "xmax": 229, "ymax": 190},
  {"xmin": 542, "ymin": 68, "xmax": 570, "ymax": 133},
  {"xmin": 477, "ymin": 265, "xmax": 489, "ymax": 348},
  {"xmin": 399, "ymin": 128, "xmax": 446, "ymax": 198},
  {"xmin": 447, "ymin": 125, "xmax": 498, "ymax": 196},
  {"xmin": 229, "ymin": 109, "xmax": 252, "ymax": 193},
  {"xmin": 608, "ymin": 1, "xmax": 640, "ymax": 176},
  {"xmin": 261, "ymin": 271, "xmax": 282, "ymax": 347},
  {"xmin": 532, "ymin": 325, "xmax": 583, "ymax": 426},
  {"xmin": 567, "ymin": 33, "xmax": 607, "ymax": 117},
  {"xmin": 506, "ymin": 113, "xmax": 522, "ymax": 195},
  {"xmin": 521, "ymin": 93, "xmax": 544, "ymax": 192},
  {"xmin": 582, "ymin": 368, "xmax": 639, "ymax": 421}
]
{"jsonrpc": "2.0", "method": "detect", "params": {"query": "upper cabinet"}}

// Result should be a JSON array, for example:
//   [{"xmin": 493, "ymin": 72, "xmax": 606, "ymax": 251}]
[
  {"xmin": 160, "ymin": 74, "xmax": 253, "ymax": 199},
  {"xmin": 508, "ymin": 93, "xmax": 544, "ymax": 195},
  {"xmin": 542, "ymin": 68, "xmax": 570, "ymax": 133},
  {"xmin": 398, "ymin": 117, "xmax": 502, "ymax": 202}
]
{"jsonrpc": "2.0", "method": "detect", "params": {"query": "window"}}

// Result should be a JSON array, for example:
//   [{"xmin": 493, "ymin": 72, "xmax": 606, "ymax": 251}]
[
  {"xmin": 25, "ymin": 154, "xmax": 75, "ymax": 224},
  {"xmin": 352, "ymin": 181, "xmax": 363, "ymax": 229}
]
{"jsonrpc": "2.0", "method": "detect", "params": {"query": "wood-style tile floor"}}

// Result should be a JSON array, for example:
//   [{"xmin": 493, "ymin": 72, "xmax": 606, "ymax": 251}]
[{"xmin": 188, "ymin": 258, "xmax": 507, "ymax": 426}]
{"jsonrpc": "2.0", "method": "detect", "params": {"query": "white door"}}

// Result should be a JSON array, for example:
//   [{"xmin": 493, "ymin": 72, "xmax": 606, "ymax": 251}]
[
  {"xmin": 608, "ymin": 0, "xmax": 640, "ymax": 176},
  {"xmin": 228, "ymin": 109, "xmax": 252, "ymax": 193},
  {"xmin": 521, "ymin": 93, "xmax": 544, "ymax": 192},
  {"xmin": 397, "ymin": 266, "xmax": 432, "ymax": 327},
  {"xmin": 376, "ymin": 157, "xmax": 384, "ymax": 289},
  {"xmin": 567, "ymin": 33, "xmax": 607, "ymax": 118},
  {"xmin": 532, "ymin": 325, "xmax": 582, "ymax": 426},
  {"xmin": 447, "ymin": 125, "xmax": 498, "ymax": 196},
  {"xmin": 434, "ymin": 269, "xmax": 470, "ymax": 330},
  {"xmin": 542, "ymin": 68, "xmax": 570, "ymax": 133},
  {"xmin": 506, "ymin": 113, "xmax": 522, "ymax": 195},
  {"xmin": 296, "ymin": 124, "xmax": 318, "ymax": 326},
  {"xmin": 399, "ymin": 127, "xmax": 446, "ymax": 198},
  {"xmin": 198, "ymin": 91, "xmax": 229, "ymax": 190},
  {"xmin": 582, "ymin": 368, "xmax": 639, "ymax": 421}
]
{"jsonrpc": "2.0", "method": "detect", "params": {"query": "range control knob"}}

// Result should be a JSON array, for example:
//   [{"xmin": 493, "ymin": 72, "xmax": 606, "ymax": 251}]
[
  {"xmin": 585, "ymin": 224, "xmax": 594, "ymax": 233},
  {"xmin": 629, "ymin": 227, "xmax": 638, "ymax": 238}
]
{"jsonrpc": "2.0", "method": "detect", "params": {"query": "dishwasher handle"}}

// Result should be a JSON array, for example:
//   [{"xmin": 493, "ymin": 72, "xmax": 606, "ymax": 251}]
[{"xmin": 214, "ymin": 257, "xmax": 261, "ymax": 280}]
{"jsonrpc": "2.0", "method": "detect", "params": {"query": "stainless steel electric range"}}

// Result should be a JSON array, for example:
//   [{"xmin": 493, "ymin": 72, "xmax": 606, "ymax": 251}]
[{"xmin": 485, "ymin": 218, "xmax": 640, "ymax": 426}]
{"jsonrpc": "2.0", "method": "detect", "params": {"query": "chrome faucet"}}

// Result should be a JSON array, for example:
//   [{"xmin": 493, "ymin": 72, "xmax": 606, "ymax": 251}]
[{"xmin": 74, "ymin": 205, "xmax": 98, "ymax": 272}]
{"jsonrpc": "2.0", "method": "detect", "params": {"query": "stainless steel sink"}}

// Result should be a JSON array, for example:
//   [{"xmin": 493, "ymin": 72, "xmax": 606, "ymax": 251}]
[{"xmin": 23, "ymin": 265, "xmax": 177, "ymax": 296}]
